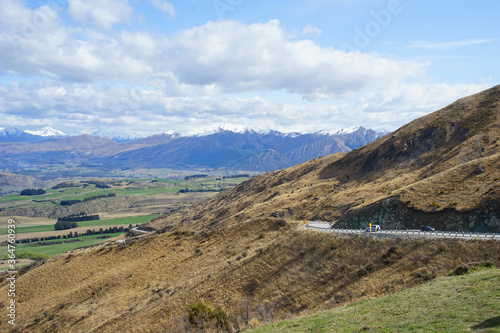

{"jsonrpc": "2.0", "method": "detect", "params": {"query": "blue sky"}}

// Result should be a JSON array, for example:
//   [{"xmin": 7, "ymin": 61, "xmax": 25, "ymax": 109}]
[{"xmin": 0, "ymin": 0, "xmax": 498, "ymax": 137}]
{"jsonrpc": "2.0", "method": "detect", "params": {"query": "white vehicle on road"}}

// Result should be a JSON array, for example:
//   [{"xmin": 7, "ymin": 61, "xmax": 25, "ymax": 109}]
[{"xmin": 365, "ymin": 224, "xmax": 381, "ymax": 232}]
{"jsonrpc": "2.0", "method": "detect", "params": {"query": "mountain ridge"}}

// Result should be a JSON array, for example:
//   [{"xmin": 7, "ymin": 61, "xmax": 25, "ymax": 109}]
[{"xmin": 0, "ymin": 126, "xmax": 385, "ymax": 173}]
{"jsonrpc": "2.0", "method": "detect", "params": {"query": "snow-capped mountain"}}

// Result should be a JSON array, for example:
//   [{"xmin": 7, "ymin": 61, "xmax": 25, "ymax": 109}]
[
  {"xmin": 182, "ymin": 123, "xmax": 256, "ymax": 137},
  {"xmin": 1, "ymin": 126, "xmax": 67, "ymax": 142},
  {"xmin": 24, "ymin": 126, "xmax": 67, "ymax": 137},
  {"xmin": 319, "ymin": 126, "xmax": 364, "ymax": 136},
  {"xmin": 0, "ymin": 127, "xmax": 41, "ymax": 142},
  {"xmin": 182, "ymin": 123, "xmax": 311, "ymax": 138},
  {"xmin": 88, "ymin": 128, "xmax": 147, "ymax": 142},
  {"xmin": 0, "ymin": 125, "xmax": 387, "ymax": 173},
  {"xmin": 93, "ymin": 126, "xmax": 386, "ymax": 171}
]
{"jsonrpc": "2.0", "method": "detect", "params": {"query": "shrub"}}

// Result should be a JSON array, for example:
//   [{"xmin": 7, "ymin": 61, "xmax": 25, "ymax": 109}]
[
  {"xmin": 20, "ymin": 188, "xmax": 46, "ymax": 196},
  {"xmin": 54, "ymin": 220, "xmax": 78, "ymax": 230},
  {"xmin": 187, "ymin": 300, "xmax": 228, "ymax": 330},
  {"xmin": 58, "ymin": 214, "xmax": 100, "ymax": 222},
  {"xmin": 276, "ymin": 218, "xmax": 287, "ymax": 227},
  {"xmin": 60, "ymin": 199, "xmax": 81, "ymax": 206},
  {"xmin": 3, "ymin": 251, "xmax": 50, "ymax": 261}
]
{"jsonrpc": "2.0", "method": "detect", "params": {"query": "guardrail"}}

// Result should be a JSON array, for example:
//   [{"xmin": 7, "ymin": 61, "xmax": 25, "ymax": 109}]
[{"xmin": 305, "ymin": 223, "xmax": 499, "ymax": 240}]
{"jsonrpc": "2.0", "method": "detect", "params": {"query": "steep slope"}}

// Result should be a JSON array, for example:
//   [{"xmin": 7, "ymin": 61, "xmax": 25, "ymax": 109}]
[
  {"xmin": 150, "ymin": 85, "xmax": 500, "ymax": 232},
  {"xmin": 1, "ymin": 219, "xmax": 498, "ymax": 332},
  {"xmin": 319, "ymin": 84, "xmax": 500, "ymax": 182},
  {"xmin": 248, "ymin": 268, "xmax": 500, "ymax": 332}
]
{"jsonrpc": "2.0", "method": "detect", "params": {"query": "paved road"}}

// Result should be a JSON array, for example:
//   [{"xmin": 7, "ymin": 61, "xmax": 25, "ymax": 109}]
[{"xmin": 306, "ymin": 222, "xmax": 500, "ymax": 241}]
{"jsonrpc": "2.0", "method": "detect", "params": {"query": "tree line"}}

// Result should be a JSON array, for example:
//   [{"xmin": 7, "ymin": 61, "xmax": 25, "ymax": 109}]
[
  {"xmin": 20, "ymin": 188, "xmax": 46, "ymax": 196},
  {"xmin": 54, "ymin": 213, "xmax": 100, "ymax": 230},
  {"xmin": 60, "ymin": 192, "xmax": 116, "ymax": 206},
  {"xmin": 82, "ymin": 180, "xmax": 111, "ymax": 188},
  {"xmin": 3, "ymin": 224, "xmax": 137, "ymax": 245},
  {"xmin": 57, "ymin": 213, "xmax": 100, "ymax": 222},
  {"xmin": 184, "ymin": 174, "xmax": 209, "ymax": 180},
  {"xmin": 178, "ymin": 188, "xmax": 223, "ymax": 193}
]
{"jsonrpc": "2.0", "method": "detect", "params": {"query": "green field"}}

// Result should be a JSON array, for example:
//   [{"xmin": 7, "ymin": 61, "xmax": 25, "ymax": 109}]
[
  {"xmin": 74, "ymin": 214, "xmax": 159, "ymax": 228},
  {"xmin": 0, "ymin": 215, "xmax": 157, "ymax": 259},
  {"xmin": 0, "ymin": 215, "xmax": 157, "ymax": 235},
  {"xmin": 0, "ymin": 232, "xmax": 124, "ymax": 258},
  {"xmin": 0, "ymin": 174, "xmax": 251, "ymax": 265},
  {"xmin": 247, "ymin": 268, "xmax": 500, "ymax": 333},
  {"xmin": 0, "ymin": 175, "xmax": 251, "ymax": 207}
]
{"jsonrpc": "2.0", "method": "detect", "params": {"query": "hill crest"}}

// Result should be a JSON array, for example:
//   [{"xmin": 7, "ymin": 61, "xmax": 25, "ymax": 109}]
[{"xmin": 151, "ymin": 85, "xmax": 500, "ymax": 232}]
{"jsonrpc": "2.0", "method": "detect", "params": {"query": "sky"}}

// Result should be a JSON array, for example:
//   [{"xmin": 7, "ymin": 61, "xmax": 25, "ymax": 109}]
[{"xmin": 0, "ymin": 0, "xmax": 499, "ymax": 137}]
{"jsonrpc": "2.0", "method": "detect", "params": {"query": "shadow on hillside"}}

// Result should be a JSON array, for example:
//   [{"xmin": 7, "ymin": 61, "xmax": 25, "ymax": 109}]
[{"xmin": 471, "ymin": 316, "xmax": 500, "ymax": 330}]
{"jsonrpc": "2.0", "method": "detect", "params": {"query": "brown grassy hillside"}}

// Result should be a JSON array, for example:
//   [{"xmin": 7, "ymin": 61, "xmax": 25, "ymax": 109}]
[
  {"xmin": 1, "ymin": 219, "xmax": 498, "ymax": 332},
  {"xmin": 0, "ymin": 173, "xmax": 46, "ymax": 195}
]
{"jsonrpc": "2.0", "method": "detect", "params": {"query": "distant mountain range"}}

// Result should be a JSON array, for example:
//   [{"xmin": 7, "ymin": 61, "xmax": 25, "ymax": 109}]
[
  {"xmin": 0, "ymin": 126, "xmax": 66, "ymax": 142},
  {"xmin": 0, "ymin": 125, "xmax": 385, "ymax": 174}
]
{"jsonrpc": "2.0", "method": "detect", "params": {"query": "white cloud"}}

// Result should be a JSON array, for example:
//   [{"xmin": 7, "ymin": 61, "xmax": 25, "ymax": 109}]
[
  {"xmin": 0, "ymin": 13, "xmax": 428, "ymax": 100},
  {"xmin": 409, "ymin": 39, "xmax": 494, "ymax": 50},
  {"xmin": 163, "ymin": 20, "xmax": 426, "ymax": 100},
  {"xmin": 67, "ymin": 0, "xmax": 133, "ymax": 30},
  {"xmin": 0, "ymin": 2, "xmax": 494, "ymax": 136},
  {"xmin": 148, "ymin": 0, "xmax": 175, "ymax": 18},
  {"xmin": 302, "ymin": 24, "xmax": 323, "ymax": 38},
  {"xmin": 0, "ymin": 79, "xmax": 489, "ymax": 136}
]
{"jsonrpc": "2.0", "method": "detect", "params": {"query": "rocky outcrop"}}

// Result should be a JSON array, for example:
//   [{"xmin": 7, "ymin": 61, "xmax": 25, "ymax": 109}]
[{"xmin": 336, "ymin": 197, "xmax": 500, "ymax": 232}]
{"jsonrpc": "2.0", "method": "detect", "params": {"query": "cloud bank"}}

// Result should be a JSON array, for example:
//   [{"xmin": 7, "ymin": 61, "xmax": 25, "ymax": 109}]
[{"xmin": 0, "ymin": 0, "xmax": 489, "ymax": 136}]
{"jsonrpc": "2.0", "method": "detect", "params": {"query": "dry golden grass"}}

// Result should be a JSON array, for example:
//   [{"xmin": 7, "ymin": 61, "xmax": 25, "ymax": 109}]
[
  {"xmin": 0, "ymin": 218, "xmax": 498, "ymax": 332},
  {"xmin": 0, "ymin": 216, "xmax": 56, "ymax": 227}
]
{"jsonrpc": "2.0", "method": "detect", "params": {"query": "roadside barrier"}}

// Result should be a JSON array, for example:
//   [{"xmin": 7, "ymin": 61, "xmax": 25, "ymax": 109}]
[{"xmin": 305, "ymin": 222, "xmax": 498, "ymax": 240}]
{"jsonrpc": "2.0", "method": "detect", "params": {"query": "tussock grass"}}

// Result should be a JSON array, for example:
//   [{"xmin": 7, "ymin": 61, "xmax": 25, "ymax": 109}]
[
  {"xmin": 247, "ymin": 268, "xmax": 500, "ymax": 332},
  {"xmin": 2, "ymin": 219, "xmax": 497, "ymax": 332}
]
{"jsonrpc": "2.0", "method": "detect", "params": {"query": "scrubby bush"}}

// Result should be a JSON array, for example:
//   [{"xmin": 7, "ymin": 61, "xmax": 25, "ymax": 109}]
[
  {"xmin": 3, "ymin": 251, "xmax": 50, "ymax": 261},
  {"xmin": 20, "ymin": 188, "xmax": 46, "ymax": 196},
  {"xmin": 54, "ymin": 220, "xmax": 78, "ymax": 230},
  {"xmin": 60, "ymin": 199, "xmax": 81, "ymax": 206},
  {"xmin": 187, "ymin": 300, "xmax": 228, "ymax": 330},
  {"xmin": 58, "ymin": 214, "xmax": 100, "ymax": 222},
  {"xmin": 83, "ymin": 193, "xmax": 116, "ymax": 202}
]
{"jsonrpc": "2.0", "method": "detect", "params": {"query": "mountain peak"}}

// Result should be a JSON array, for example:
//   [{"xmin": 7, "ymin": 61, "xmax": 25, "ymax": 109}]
[
  {"xmin": 183, "ymin": 123, "xmax": 255, "ymax": 137},
  {"xmin": 319, "ymin": 126, "xmax": 365, "ymax": 136},
  {"xmin": 24, "ymin": 126, "xmax": 66, "ymax": 137}
]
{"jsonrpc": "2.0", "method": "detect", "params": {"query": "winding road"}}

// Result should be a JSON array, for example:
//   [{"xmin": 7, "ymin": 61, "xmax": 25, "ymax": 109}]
[{"xmin": 306, "ymin": 222, "xmax": 500, "ymax": 241}]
